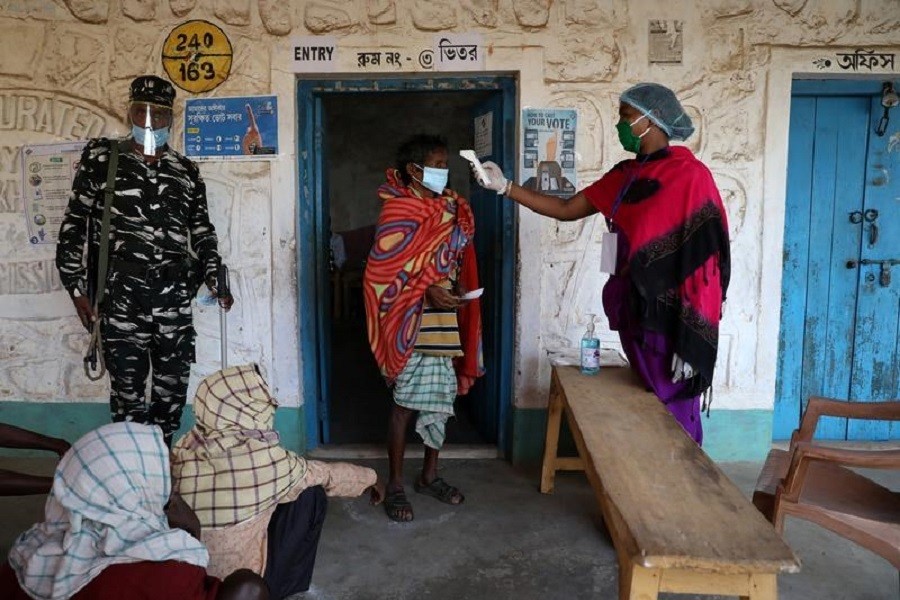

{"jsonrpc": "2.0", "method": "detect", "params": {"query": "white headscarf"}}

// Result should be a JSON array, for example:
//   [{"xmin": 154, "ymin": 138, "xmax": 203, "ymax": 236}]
[{"xmin": 8, "ymin": 422, "xmax": 209, "ymax": 600}]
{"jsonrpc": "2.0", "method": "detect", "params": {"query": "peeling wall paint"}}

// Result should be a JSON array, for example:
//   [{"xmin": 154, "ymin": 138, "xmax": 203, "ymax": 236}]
[{"xmin": 0, "ymin": 0, "xmax": 897, "ymax": 421}]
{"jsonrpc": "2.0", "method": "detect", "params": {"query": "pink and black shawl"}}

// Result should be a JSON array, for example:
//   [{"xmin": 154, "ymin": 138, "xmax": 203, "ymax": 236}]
[{"xmin": 584, "ymin": 146, "xmax": 730, "ymax": 396}]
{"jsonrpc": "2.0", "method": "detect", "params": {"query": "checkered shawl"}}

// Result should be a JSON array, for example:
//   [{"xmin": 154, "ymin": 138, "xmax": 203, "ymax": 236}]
[
  {"xmin": 171, "ymin": 365, "xmax": 309, "ymax": 528},
  {"xmin": 8, "ymin": 422, "xmax": 209, "ymax": 600}
]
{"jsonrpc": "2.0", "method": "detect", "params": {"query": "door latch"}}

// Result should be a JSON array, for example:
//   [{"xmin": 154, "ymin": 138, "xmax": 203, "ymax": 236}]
[
  {"xmin": 864, "ymin": 209, "xmax": 880, "ymax": 246},
  {"xmin": 849, "ymin": 210, "xmax": 881, "ymax": 246},
  {"xmin": 852, "ymin": 258, "xmax": 900, "ymax": 287}
]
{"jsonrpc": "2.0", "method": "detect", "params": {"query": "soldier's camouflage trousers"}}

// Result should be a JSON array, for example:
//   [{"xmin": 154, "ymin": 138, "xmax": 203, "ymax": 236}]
[{"xmin": 100, "ymin": 271, "xmax": 196, "ymax": 445}]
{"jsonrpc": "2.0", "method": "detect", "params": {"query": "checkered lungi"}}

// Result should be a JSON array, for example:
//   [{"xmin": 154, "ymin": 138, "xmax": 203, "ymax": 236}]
[{"xmin": 393, "ymin": 352, "xmax": 456, "ymax": 449}]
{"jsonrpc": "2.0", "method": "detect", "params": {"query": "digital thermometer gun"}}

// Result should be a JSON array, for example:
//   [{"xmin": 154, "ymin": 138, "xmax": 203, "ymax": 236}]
[{"xmin": 459, "ymin": 149, "xmax": 491, "ymax": 186}]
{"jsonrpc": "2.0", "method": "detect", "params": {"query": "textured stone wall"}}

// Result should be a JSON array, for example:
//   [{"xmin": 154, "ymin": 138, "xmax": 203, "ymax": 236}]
[{"xmin": 0, "ymin": 0, "xmax": 897, "ymax": 416}]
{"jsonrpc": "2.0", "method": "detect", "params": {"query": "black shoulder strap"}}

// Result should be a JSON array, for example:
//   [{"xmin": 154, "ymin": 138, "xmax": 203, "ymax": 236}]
[{"xmin": 94, "ymin": 141, "xmax": 119, "ymax": 307}]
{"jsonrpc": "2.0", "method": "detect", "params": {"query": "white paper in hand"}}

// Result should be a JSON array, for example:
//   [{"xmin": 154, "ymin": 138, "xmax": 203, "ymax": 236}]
[
  {"xmin": 459, "ymin": 150, "xmax": 491, "ymax": 186},
  {"xmin": 459, "ymin": 288, "xmax": 484, "ymax": 301}
]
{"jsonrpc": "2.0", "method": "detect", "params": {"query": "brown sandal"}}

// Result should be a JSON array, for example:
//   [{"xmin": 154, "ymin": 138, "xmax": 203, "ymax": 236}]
[
  {"xmin": 414, "ymin": 477, "xmax": 465, "ymax": 505},
  {"xmin": 384, "ymin": 488, "xmax": 414, "ymax": 522}
]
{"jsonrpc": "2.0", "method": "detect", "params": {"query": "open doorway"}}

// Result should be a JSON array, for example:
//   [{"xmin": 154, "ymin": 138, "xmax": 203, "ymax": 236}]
[{"xmin": 297, "ymin": 76, "xmax": 517, "ymax": 453}]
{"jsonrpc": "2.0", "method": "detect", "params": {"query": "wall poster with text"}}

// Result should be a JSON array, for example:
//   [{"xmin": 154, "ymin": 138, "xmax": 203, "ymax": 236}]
[
  {"xmin": 519, "ymin": 108, "xmax": 577, "ymax": 198},
  {"xmin": 184, "ymin": 95, "xmax": 278, "ymax": 161},
  {"xmin": 21, "ymin": 141, "xmax": 87, "ymax": 245}
]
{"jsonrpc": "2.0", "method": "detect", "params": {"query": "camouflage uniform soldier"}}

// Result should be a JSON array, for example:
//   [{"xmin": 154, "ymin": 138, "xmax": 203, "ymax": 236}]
[{"xmin": 56, "ymin": 75, "xmax": 234, "ymax": 445}]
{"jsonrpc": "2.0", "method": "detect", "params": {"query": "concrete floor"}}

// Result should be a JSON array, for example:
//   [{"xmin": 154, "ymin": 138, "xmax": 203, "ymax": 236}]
[{"xmin": 0, "ymin": 458, "xmax": 896, "ymax": 599}]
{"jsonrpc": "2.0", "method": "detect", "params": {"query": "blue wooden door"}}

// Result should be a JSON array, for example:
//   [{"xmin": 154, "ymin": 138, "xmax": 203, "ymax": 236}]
[
  {"xmin": 466, "ymin": 82, "xmax": 517, "ymax": 453},
  {"xmin": 466, "ymin": 94, "xmax": 506, "ymax": 443},
  {"xmin": 848, "ymin": 93, "xmax": 900, "ymax": 440},
  {"xmin": 775, "ymin": 80, "xmax": 900, "ymax": 440},
  {"xmin": 297, "ymin": 86, "xmax": 331, "ymax": 446}
]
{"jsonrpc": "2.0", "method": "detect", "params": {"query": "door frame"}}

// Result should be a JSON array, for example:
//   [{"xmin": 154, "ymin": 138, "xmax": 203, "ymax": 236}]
[
  {"xmin": 296, "ymin": 75, "xmax": 518, "ymax": 454},
  {"xmin": 773, "ymin": 78, "xmax": 889, "ymax": 439}
]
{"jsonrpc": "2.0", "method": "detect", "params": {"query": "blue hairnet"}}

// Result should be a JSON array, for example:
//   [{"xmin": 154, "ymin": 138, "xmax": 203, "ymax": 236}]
[{"xmin": 620, "ymin": 83, "xmax": 694, "ymax": 141}]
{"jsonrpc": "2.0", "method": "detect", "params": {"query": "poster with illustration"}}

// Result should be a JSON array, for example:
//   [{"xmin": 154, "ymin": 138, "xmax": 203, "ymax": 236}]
[
  {"xmin": 519, "ymin": 108, "xmax": 577, "ymax": 198},
  {"xmin": 184, "ymin": 95, "xmax": 278, "ymax": 161},
  {"xmin": 21, "ymin": 141, "xmax": 87, "ymax": 245}
]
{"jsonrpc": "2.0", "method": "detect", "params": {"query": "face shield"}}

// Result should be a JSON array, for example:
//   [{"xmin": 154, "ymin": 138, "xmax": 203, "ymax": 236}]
[{"xmin": 129, "ymin": 102, "xmax": 172, "ymax": 155}]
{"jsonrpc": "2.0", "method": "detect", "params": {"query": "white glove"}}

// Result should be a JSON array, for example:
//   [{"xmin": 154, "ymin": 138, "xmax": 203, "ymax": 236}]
[
  {"xmin": 474, "ymin": 160, "xmax": 508, "ymax": 193},
  {"xmin": 671, "ymin": 353, "xmax": 695, "ymax": 383}
]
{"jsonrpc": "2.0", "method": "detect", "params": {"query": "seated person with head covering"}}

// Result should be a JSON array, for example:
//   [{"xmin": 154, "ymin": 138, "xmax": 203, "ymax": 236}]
[
  {"xmin": 171, "ymin": 365, "xmax": 384, "ymax": 600},
  {"xmin": 0, "ymin": 422, "xmax": 268, "ymax": 600},
  {"xmin": 0, "ymin": 423, "xmax": 70, "ymax": 496}
]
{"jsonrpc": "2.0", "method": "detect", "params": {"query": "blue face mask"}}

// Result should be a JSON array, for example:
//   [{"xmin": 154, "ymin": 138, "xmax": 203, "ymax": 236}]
[
  {"xmin": 131, "ymin": 125, "xmax": 169, "ymax": 152},
  {"xmin": 414, "ymin": 164, "xmax": 449, "ymax": 195}
]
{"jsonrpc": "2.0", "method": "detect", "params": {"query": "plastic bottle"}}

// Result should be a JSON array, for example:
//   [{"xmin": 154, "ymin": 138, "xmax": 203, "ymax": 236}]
[{"xmin": 580, "ymin": 314, "xmax": 600, "ymax": 375}]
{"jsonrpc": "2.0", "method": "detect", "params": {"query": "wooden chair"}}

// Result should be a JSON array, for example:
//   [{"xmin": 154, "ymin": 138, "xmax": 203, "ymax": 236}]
[{"xmin": 752, "ymin": 397, "xmax": 900, "ymax": 569}]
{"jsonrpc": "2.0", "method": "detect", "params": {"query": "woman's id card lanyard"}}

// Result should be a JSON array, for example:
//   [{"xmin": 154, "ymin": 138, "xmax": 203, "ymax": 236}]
[
  {"xmin": 600, "ymin": 155, "xmax": 650, "ymax": 274},
  {"xmin": 600, "ymin": 229, "xmax": 618, "ymax": 274}
]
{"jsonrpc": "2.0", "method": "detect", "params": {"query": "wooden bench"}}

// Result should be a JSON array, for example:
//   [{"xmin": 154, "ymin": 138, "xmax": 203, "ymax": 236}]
[
  {"xmin": 752, "ymin": 396, "xmax": 900, "ymax": 569},
  {"xmin": 541, "ymin": 366, "xmax": 799, "ymax": 599}
]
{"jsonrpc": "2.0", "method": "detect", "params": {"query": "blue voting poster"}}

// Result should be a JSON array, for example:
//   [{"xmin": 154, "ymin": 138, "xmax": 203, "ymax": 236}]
[{"xmin": 184, "ymin": 95, "xmax": 278, "ymax": 160}]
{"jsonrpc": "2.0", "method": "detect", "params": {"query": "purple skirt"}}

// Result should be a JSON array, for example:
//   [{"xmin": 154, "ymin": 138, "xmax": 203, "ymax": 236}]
[{"xmin": 603, "ymin": 275, "xmax": 703, "ymax": 445}]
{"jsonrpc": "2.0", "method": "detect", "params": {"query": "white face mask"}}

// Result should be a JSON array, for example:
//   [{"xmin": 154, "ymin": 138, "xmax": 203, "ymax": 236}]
[{"xmin": 413, "ymin": 164, "xmax": 449, "ymax": 194}]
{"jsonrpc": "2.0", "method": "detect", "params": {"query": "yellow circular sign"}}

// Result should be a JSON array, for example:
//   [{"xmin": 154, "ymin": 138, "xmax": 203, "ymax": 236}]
[{"xmin": 162, "ymin": 20, "xmax": 232, "ymax": 94}]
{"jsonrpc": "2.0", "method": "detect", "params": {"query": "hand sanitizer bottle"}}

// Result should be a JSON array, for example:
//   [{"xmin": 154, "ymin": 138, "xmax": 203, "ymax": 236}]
[{"xmin": 580, "ymin": 314, "xmax": 600, "ymax": 375}]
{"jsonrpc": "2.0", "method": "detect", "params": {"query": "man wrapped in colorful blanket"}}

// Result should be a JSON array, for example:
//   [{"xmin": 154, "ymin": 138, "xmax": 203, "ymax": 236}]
[{"xmin": 364, "ymin": 135, "xmax": 484, "ymax": 522}]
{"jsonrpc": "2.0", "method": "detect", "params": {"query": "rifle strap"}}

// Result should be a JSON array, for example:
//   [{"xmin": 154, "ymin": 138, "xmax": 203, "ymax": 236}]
[
  {"xmin": 95, "ymin": 141, "xmax": 119, "ymax": 307},
  {"xmin": 84, "ymin": 140, "xmax": 119, "ymax": 382}
]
